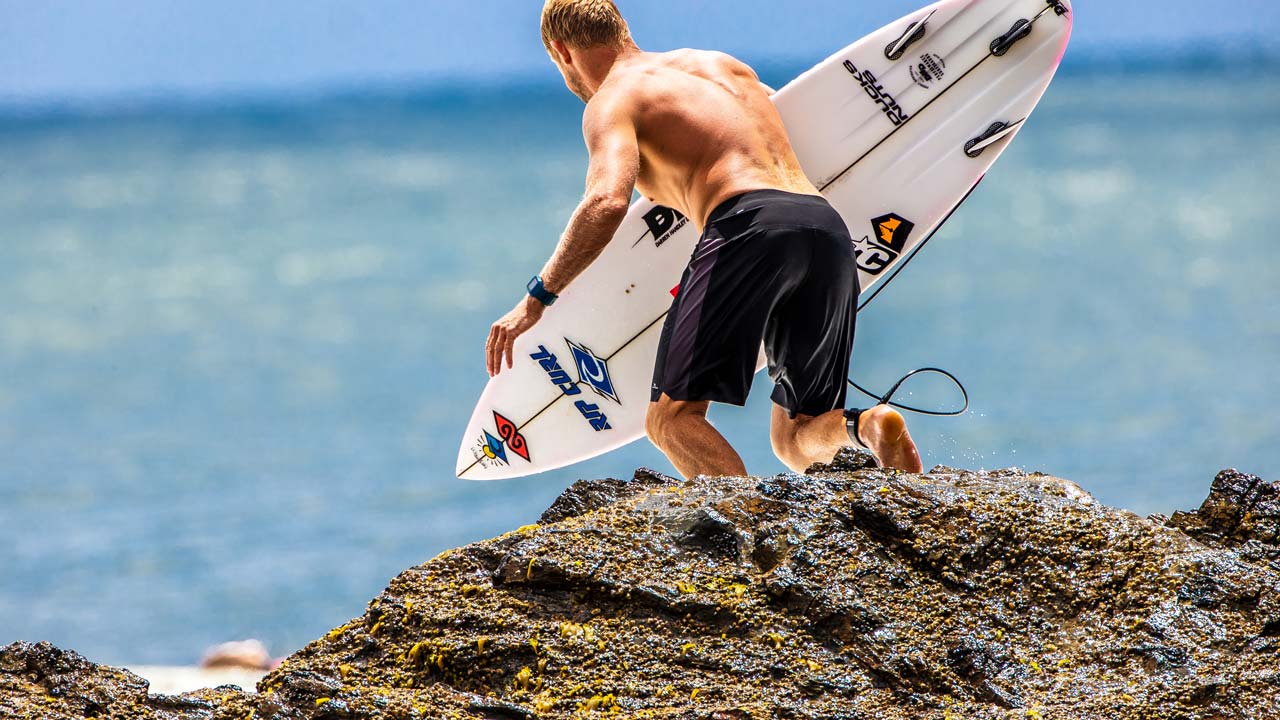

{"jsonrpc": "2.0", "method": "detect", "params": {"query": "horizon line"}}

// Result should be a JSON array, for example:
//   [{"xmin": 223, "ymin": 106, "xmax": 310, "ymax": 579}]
[{"xmin": 2, "ymin": 39, "xmax": 1277, "ymax": 121}]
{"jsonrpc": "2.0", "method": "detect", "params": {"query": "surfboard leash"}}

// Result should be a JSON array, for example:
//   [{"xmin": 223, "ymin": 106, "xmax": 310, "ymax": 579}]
[
  {"xmin": 845, "ymin": 175, "xmax": 979, "ymax": 420},
  {"xmin": 847, "ymin": 367, "xmax": 969, "ymax": 418}
]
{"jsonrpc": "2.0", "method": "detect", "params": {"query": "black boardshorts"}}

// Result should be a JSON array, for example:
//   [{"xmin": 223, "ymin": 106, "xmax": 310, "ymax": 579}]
[{"xmin": 651, "ymin": 189, "xmax": 859, "ymax": 418}]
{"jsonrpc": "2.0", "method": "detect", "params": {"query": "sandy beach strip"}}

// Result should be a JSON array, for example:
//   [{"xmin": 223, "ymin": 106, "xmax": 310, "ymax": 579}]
[{"xmin": 127, "ymin": 665, "xmax": 268, "ymax": 695}]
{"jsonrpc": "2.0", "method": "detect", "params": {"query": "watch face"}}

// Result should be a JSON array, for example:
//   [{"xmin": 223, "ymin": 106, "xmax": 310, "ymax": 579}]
[{"xmin": 528, "ymin": 277, "xmax": 554, "ymax": 305}]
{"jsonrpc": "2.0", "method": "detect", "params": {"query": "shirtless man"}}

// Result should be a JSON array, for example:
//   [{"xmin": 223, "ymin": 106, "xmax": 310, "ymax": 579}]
[{"xmin": 485, "ymin": 0, "xmax": 922, "ymax": 478}]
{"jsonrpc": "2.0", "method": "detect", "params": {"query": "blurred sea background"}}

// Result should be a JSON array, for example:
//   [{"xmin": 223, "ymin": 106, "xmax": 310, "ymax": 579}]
[{"xmin": 1, "ymin": 1, "xmax": 1278, "ymax": 668}]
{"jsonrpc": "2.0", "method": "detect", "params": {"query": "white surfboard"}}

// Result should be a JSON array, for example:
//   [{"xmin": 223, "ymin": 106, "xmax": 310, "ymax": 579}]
[{"xmin": 457, "ymin": 0, "xmax": 1073, "ymax": 480}]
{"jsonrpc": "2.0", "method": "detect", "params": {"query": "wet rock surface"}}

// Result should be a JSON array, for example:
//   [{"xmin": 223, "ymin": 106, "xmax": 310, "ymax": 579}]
[
  {"xmin": 4, "ymin": 462, "xmax": 1279, "ymax": 719},
  {"xmin": 1169, "ymin": 468, "xmax": 1280, "ymax": 565},
  {"xmin": 0, "ymin": 641, "xmax": 254, "ymax": 719}
]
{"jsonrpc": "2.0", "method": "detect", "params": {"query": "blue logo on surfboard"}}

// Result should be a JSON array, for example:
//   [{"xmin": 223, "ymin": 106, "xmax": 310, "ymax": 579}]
[
  {"xmin": 531, "ymin": 343, "xmax": 612, "ymax": 432},
  {"xmin": 567, "ymin": 339, "xmax": 619, "ymax": 404},
  {"xmin": 481, "ymin": 430, "xmax": 508, "ymax": 464}
]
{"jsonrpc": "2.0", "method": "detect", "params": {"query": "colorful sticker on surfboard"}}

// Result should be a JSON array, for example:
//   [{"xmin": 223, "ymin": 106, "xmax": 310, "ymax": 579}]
[
  {"xmin": 853, "ymin": 212, "xmax": 917, "ymax": 274},
  {"xmin": 871, "ymin": 213, "xmax": 915, "ymax": 252},
  {"xmin": 470, "ymin": 411, "xmax": 531, "ymax": 468}
]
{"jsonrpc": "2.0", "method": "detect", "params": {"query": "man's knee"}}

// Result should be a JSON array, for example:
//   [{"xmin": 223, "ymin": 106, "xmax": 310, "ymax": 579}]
[
  {"xmin": 769, "ymin": 420, "xmax": 794, "ymax": 461},
  {"xmin": 644, "ymin": 401, "xmax": 667, "ymax": 446},
  {"xmin": 769, "ymin": 410, "xmax": 805, "ymax": 469}
]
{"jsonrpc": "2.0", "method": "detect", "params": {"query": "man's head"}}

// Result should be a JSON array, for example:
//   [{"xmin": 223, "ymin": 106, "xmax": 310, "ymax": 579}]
[{"xmin": 540, "ymin": 0, "xmax": 634, "ymax": 101}]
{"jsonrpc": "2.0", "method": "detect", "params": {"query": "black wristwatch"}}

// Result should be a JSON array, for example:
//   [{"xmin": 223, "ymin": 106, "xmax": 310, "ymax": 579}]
[{"xmin": 527, "ymin": 275, "xmax": 558, "ymax": 306}]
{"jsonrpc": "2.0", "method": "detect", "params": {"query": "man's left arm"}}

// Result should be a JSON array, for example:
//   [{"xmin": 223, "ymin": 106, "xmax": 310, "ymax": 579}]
[{"xmin": 486, "ymin": 95, "xmax": 640, "ymax": 377}]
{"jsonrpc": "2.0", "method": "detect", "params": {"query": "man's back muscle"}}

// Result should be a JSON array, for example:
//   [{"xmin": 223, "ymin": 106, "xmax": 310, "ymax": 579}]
[{"xmin": 595, "ymin": 49, "xmax": 819, "ymax": 227}]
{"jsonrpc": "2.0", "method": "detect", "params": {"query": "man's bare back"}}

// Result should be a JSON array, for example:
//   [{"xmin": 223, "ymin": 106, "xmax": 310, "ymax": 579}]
[{"xmin": 593, "ymin": 49, "xmax": 819, "ymax": 228}]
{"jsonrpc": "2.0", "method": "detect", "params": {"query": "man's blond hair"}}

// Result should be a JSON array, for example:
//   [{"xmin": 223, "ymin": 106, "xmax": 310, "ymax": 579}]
[{"xmin": 541, "ymin": 0, "xmax": 632, "ymax": 51}]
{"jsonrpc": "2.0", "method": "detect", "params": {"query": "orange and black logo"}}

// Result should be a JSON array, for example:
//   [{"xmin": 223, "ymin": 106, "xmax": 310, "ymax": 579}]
[{"xmin": 870, "ymin": 213, "xmax": 915, "ymax": 253}]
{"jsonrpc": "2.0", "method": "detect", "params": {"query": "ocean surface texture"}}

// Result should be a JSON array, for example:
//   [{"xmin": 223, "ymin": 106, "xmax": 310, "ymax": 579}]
[{"xmin": 1, "ymin": 59, "xmax": 1277, "ymax": 665}]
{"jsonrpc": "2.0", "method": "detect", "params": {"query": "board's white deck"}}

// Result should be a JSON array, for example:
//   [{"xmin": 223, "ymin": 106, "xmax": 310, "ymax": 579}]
[{"xmin": 458, "ymin": 0, "xmax": 1073, "ymax": 479}]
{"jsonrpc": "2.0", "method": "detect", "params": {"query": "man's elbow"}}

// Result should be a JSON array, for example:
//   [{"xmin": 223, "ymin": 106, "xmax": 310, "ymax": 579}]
[{"xmin": 584, "ymin": 193, "xmax": 631, "ymax": 222}]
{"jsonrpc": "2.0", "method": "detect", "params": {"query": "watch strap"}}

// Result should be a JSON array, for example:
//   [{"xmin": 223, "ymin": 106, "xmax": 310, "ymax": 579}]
[{"xmin": 527, "ymin": 275, "xmax": 558, "ymax": 306}]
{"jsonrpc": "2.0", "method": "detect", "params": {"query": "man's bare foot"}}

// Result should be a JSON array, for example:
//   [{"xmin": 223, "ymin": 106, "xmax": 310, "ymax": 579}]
[{"xmin": 858, "ymin": 405, "xmax": 923, "ymax": 473}]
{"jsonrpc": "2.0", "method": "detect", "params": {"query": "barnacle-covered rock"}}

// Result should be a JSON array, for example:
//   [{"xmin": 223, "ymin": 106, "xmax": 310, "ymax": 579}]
[
  {"xmin": 1169, "ymin": 468, "xmax": 1280, "ymax": 564},
  {"xmin": 0, "ymin": 641, "xmax": 256, "ymax": 720},
  {"xmin": 3, "ymin": 465, "xmax": 1278, "ymax": 719}
]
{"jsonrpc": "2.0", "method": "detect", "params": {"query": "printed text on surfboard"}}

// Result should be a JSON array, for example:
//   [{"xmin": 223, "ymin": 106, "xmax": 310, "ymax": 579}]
[{"xmin": 843, "ymin": 60, "xmax": 910, "ymax": 126}]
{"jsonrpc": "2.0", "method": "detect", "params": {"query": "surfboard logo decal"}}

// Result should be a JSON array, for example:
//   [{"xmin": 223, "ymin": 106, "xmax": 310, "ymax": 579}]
[
  {"xmin": 472, "ymin": 431, "xmax": 510, "ymax": 468},
  {"xmin": 853, "ymin": 212, "xmax": 916, "ymax": 275},
  {"xmin": 633, "ymin": 205, "xmax": 688, "ymax": 248},
  {"xmin": 470, "ymin": 412, "xmax": 531, "ymax": 468},
  {"xmin": 871, "ymin": 213, "xmax": 915, "ymax": 253},
  {"xmin": 567, "ymin": 339, "xmax": 620, "ymax": 405},
  {"xmin": 531, "ymin": 345, "xmax": 582, "ymax": 397},
  {"xmin": 910, "ymin": 53, "xmax": 946, "ymax": 90},
  {"xmin": 574, "ymin": 400, "xmax": 612, "ymax": 432},
  {"xmin": 843, "ymin": 60, "xmax": 909, "ymax": 126},
  {"xmin": 531, "ymin": 343, "xmax": 613, "ymax": 432},
  {"xmin": 493, "ymin": 411, "xmax": 531, "ymax": 462},
  {"xmin": 480, "ymin": 430, "xmax": 508, "ymax": 464},
  {"xmin": 852, "ymin": 235, "xmax": 897, "ymax": 275}
]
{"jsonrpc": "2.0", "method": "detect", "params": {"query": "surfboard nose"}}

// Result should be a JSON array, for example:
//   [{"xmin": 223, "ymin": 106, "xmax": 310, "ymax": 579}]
[{"xmin": 1051, "ymin": 0, "xmax": 1074, "ymax": 67}]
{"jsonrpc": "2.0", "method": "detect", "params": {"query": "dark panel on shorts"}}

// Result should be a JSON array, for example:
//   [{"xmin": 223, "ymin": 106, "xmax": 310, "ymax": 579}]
[{"xmin": 651, "ymin": 189, "xmax": 859, "ymax": 418}]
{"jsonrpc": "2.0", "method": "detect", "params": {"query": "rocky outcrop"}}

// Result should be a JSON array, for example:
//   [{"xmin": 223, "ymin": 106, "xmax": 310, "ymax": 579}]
[
  {"xmin": 0, "ymin": 640, "xmax": 253, "ymax": 720},
  {"xmin": 4, "ymin": 454, "xmax": 1278, "ymax": 719},
  {"xmin": 1169, "ymin": 468, "xmax": 1280, "ymax": 564}
]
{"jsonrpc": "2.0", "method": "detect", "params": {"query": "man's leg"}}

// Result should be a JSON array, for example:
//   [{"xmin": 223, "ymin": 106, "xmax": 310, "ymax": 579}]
[
  {"xmin": 770, "ymin": 402, "xmax": 923, "ymax": 473},
  {"xmin": 646, "ymin": 394, "xmax": 747, "ymax": 479}
]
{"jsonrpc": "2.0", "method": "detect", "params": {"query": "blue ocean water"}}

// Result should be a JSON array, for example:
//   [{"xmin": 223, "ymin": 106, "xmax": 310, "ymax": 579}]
[{"xmin": 1, "ymin": 59, "xmax": 1277, "ymax": 665}]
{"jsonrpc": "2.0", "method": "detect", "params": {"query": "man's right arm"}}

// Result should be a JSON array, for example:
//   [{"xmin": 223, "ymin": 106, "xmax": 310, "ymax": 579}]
[
  {"xmin": 536, "ymin": 94, "xmax": 640, "ymax": 297},
  {"xmin": 485, "ymin": 95, "xmax": 638, "ymax": 376}
]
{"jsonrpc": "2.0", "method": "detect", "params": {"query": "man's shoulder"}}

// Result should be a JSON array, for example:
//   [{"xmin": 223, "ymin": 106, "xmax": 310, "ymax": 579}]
[
  {"xmin": 589, "ymin": 62, "xmax": 657, "ymax": 111},
  {"xmin": 586, "ymin": 78, "xmax": 640, "ymax": 118},
  {"xmin": 653, "ymin": 48, "xmax": 748, "ymax": 73},
  {"xmin": 604, "ymin": 50, "xmax": 746, "ymax": 95}
]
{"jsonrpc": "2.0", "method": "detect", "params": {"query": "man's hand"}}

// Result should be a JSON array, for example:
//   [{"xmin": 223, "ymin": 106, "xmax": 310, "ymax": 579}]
[
  {"xmin": 487, "ymin": 295, "xmax": 546, "ymax": 377},
  {"xmin": 482, "ymin": 87, "xmax": 636, "ymax": 379}
]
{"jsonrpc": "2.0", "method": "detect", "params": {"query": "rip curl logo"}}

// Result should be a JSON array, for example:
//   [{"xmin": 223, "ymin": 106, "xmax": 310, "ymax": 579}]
[
  {"xmin": 634, "ymin": 205, "xmax": 688, "ymax": 248},
  {"xmin": 572, "ymin": 400, "xmax": 611, "ymax": 432},
  {"xmin": 531, "ymin": 343, "xmax": 613, "ymax": 432},
  {"xmin": 843, "ymin": 60, "xmax": 909, "ymax": 126},
  {"xmin": 531, "ymin": 345, "xmax": 580, "ymax": 397},
  {"xmin": 567, "ymin": 339, "xmax": 619, "ymax": 404}
]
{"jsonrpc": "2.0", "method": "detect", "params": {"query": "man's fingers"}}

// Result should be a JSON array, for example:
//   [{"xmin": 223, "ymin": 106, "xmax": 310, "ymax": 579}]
[
  {"xmin": 493, "ymin": 328, "xmax": 509, "ymax": 377},
  {"xmin": 487, "ymin": 326, "xmax": 500, "ymax": 376},
  {"xmin": 493, "ymin": 330, "xmax": 505, "ymax": 376},
  {"xmin": 485, "ymin": 328, "xmax": 493, "ymax": 376},
  {"xmin": 486, "ymin": 304, "xmax": 537, "ymax": 378}
]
